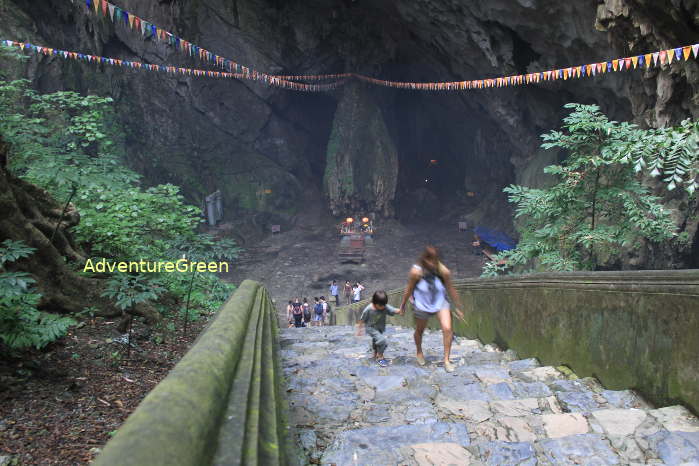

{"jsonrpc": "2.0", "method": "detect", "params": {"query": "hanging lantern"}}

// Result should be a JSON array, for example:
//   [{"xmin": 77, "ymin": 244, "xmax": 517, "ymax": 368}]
[
  {"xmin": 362, "ymin": 217, "xmax": 369, "ymax": 223},
  {"xmin": 346, "ymin": 217, "xmax": 354, "ymax": 223}
]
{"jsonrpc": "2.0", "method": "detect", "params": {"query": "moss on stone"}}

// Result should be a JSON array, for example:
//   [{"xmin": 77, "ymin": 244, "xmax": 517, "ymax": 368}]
[
  {"xmin": 322, "ymin": 83, "xmax": 398, "ymax": 216},
  {"xmin": 94, "ymin": 280, "xmax": 290, "ymax": 466}
]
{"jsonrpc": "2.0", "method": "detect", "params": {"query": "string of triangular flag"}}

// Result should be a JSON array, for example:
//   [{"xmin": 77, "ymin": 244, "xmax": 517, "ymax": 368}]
[
  {"xmin": 0, "ymin": 40, "xmax": 346, "ymax": 92},
  {"xmin": 76, "ymin": 0, "xmax": 698, "ymax": 92},
  {"xmin": 75, "ymin": 0, "xmax": 344, "ymax": 86},
  {"xmin": 351, "ymin": 45, "xmax": 699, "ymax": 90}
]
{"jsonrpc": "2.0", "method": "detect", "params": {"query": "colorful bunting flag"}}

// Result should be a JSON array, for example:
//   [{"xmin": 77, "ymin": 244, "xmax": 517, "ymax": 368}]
[{"xmin": 11, "ymin": 5, "xmax": 699, "ymax": 93}]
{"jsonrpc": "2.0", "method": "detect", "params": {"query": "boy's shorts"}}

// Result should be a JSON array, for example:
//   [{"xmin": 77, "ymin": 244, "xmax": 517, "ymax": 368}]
[{"xmin": 313, "ymin": 314, "xmax": 323, "ymax": 321}]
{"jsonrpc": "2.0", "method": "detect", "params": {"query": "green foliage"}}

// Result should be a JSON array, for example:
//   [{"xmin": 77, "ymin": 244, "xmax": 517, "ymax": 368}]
[
  {"xmin": 616, "ymin": 119, "xmax": 698, "ymax": 195},
  {"xmin": 74, "ymin": 184, "xmax": 201, "ymax": 260},
  {"xmin": 483, "ymin": 104, "xmax": 678, "ymax": 276},
  {"xmin": 0, "ymin": 240, "xmax": 75, "ymax": 350},
  {"xmin": 102, "ymin": 274, "xmax": 164, "ymax": 311},
  {"xmin": 0, "ymin": 77, "xmax": 134, "ymax": 203},
  {"xmin": 0, "ymin": 53, "xmax": 238, "ymax": 320},
  {"xmin": 0, "ymin": 239, "xmax": 35, "ymax": 265},
  {"xmin": 164, "ymin": 234, "xmax": 239, "ymax": 319}
]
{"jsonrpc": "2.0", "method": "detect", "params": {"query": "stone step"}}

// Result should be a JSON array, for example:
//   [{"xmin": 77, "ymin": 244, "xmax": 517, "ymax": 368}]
[
  {"xmin": 281, "ymin": 326, "xmax": 699, "ymax": 464},
  {"xmin": 313, "ymin": 425, "xmax": 699, "ymax": 465}
]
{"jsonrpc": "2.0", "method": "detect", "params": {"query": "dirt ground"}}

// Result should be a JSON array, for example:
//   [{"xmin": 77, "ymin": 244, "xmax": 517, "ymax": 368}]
[{"xmin": 0, "ymin": 317, "xmax": 209, "ymax": 465}]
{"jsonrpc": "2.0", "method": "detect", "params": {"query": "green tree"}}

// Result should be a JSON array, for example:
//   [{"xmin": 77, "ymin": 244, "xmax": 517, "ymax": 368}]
[
  {"xmin": 1, "ymin": 45, "xmax": 238, "ymax": 321},
  {"xmin": 483, "ymin": 104, "xmax": 680, "ymax": 276}
]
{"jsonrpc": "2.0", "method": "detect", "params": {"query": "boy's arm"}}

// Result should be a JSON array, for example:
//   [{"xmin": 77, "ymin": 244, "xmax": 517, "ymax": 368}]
[
  {"xmin": 386, "ymin": 304, "xmax": 399, "ymax": 316},
  {"xmin": 356, "ymin": 307, "xmax": 368, "ymax": 335}
]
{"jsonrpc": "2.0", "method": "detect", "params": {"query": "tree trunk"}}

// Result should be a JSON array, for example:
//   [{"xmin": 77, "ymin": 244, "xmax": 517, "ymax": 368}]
[
  {"xmin": 0, "ymin": 137, "xmax": 160, "ymax": 324},
  {"xmin": 589, "ymin": 168, "xmax": 601, "ymax": 268}
]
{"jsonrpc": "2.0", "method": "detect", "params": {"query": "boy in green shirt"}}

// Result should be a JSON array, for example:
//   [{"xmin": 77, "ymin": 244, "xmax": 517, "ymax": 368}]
[{"xmin": 356, "ymin": 290, "xmax": 403, "ymax": 367}]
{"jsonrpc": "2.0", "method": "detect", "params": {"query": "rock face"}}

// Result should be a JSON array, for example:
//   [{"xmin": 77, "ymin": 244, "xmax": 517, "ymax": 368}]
[
  {"xmin": 0, "ymin": 0, "xmax": 697, "ymax": 261},
  {"xmin": 281, "ymin": 325, "xmax": 699, "ymax": 464},
  {"xmin": 324, "ymin": 83, "xmax": 399, "ymax": 217}
]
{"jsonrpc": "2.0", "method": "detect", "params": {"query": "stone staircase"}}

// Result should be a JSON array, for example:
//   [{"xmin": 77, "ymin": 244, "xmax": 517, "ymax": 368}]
[{"xmin": 281, "ymin": 326, "xmax": 699, "ymax": 465}]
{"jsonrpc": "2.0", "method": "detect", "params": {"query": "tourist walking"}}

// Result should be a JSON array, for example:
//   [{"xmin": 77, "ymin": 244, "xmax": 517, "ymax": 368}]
[
  {"xmin": 329, "ymin": 280, "xmax": 340, "ymax": 306},
  {"xmin": 286, "ymin": 300, "xmax": 294, "ymax": 328},
  {"xmin": 356, "ymin": 290, "xmax": 401, "ymax": 367},
  {"xmin": 302, "ymin": 297, "xmax": 311, "ymax": 325},
  {"xmin": 352, "ymin": 282, "xmax": 365, "ymax": 303},
  {"xmin": 399, "ymin": 246, "xmax": 464, "ymax": 372},
  {"xmin": 343, "ymin": 280, "xmax": 352, "ymax": 305},
  {"xmin": 312, "ymin": 297, "xmax": 324, "ymax": 327},
  {"xmin": 291, "ymin": 297, "xmax": 304, "ymax": 328},
  {"xmin": 320, "ymin": 296, "xmax": 330, "ymax": 325}
]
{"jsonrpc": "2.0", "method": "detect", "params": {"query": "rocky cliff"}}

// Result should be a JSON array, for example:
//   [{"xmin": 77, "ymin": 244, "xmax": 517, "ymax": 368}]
[{"xmin": 0, "ymin": 0, "xmax": 697, "ymax": 263}]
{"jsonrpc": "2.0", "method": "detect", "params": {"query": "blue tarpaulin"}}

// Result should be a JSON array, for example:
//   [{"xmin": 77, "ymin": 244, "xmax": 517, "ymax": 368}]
[{"xmin": 474, "ymin": 226, "xmax": 517, "ymax": 252}]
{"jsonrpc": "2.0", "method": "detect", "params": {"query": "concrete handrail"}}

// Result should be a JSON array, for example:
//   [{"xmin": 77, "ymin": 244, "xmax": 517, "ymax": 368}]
[
  {"xmin": 334, "ymin": 269, "xmax": 699, "ymax": 415},
  {"xmin": 94, "ymin": 280, "xmax": 291, "ymax": 466}
]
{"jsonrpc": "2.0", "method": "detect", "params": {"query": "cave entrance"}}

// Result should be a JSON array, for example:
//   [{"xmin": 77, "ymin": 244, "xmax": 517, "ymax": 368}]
[{"xmin": 385, "ymin": 91, "xmax": 516, "ymax": 228}]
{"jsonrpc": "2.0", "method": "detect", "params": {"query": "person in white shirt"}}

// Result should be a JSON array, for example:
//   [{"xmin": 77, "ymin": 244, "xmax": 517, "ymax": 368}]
[
  {"xmin": 399, "ymin": 246, "xmax": 464, "ymax": 373},
  {"xmin": 329, "ymin": 280, "xmax": 340, "ymax": 306},
  {"xmin": 352, "ymin": 282, "xmax": 365, "ymax": 303}
]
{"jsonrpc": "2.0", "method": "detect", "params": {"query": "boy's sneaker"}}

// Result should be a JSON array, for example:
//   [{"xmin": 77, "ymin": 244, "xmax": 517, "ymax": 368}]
[
  {"xmin": 377, "ymin": 359, "xmax": 389, "ymax": 367},
  {"xmin": 444, "ymin": 361, "xmax": 456, "ymax": 373},
  {"xmin": 416, "ymin": 354, "xmax": 427, "ymax": 366}
]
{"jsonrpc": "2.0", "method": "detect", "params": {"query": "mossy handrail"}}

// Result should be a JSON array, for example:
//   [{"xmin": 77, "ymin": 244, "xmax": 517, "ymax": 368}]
[
  {"xmin": 94, "ymin": 280, "xmax": 290, "ymax": 466},
  {"xmin": 335, "ymin": 269, "xmax": 699, "ymax": 415}
]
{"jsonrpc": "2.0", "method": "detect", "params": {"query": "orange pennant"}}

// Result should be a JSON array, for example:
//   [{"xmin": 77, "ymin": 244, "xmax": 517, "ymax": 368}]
[
  {"xmin": 683, "ymin": 46, "xmax": 692, "ymax": 61},
  {"xmin": 612, "ymin": 59, "xmax": 619, "ymax": 71},
  {"xmin": 631, "ymin": 56, "xmax": 639, "ymax": 68},
  {"xmin": 644, "ymin": 53, "xmax": 652, "ymax": 67}
]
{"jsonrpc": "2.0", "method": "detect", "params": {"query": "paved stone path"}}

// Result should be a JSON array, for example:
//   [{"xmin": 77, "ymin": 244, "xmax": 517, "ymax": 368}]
[{"xmin": 281, "ymin": 326, "xmax": 699, "ymax": 465}]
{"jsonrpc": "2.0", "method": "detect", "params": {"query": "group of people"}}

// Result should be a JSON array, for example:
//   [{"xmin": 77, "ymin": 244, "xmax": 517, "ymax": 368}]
[
  {"xmin": 287, "ymin": 296, "xmax": 331, "ymax": 328},
  {"xmin": 329, "ymin": 279, "xmax": 366, "ymax": 306},
  {"xmin": 287, "ymin": 280, "xmax": 367, "ymax": 328}
]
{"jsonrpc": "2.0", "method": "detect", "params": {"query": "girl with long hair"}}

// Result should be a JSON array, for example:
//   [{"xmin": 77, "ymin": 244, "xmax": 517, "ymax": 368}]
[{"xmin": 399, "ymin": 246, "xmax": 464, "ymax": 372}]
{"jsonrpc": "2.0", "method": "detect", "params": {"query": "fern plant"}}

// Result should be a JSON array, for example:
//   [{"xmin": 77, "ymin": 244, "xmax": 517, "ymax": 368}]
[{"xmin": 0, "ymin": 240, "xmax": 75, "ymax": 350}]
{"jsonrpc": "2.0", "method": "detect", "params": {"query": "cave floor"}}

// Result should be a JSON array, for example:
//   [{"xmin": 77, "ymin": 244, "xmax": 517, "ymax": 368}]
[{"xmin": 222, "ymin": 217, "xmax": 484, "ymax": 320}]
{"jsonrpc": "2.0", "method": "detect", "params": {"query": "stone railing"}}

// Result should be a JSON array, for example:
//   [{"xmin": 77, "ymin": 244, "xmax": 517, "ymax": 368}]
[
  {"xmin": 94, "ymin": 280, "xmax": 291, "ymax": 466},
  {"xmin": 334, "ymin": 270, "xmax": 699, "ymax": 415}
]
